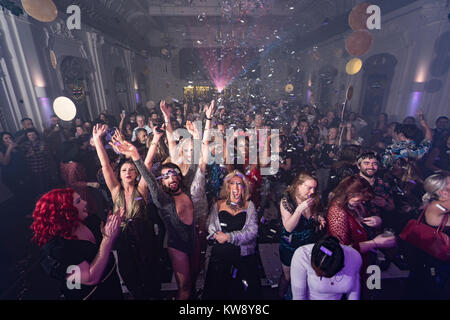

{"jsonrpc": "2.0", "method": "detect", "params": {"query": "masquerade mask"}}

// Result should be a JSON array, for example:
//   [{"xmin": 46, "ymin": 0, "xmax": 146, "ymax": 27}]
[{"xmin": 157, "ymin": 168, "xmax": 181, "ymax": 180}]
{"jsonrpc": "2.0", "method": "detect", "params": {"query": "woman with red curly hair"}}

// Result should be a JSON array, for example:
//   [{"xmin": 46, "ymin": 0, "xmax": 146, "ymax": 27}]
[{"xmin": 31, "ymin": 188, "xmax": 124, "ymax": 300}]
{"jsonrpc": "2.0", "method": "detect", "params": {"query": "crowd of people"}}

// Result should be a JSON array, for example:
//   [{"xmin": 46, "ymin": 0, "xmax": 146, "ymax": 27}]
[{"xmin": 1, "ymin": 96, "xmax": 448, "ymax": 300}]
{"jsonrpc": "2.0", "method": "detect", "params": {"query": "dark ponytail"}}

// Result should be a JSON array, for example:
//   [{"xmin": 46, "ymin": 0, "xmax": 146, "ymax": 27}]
[{"xmin": 311, "ymin": 236, "xmax": 345, "ymax": 278}]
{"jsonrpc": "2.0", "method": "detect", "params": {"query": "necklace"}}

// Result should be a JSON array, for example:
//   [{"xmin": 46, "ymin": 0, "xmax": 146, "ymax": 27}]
[
  {"xmin": 171, "ymin": 190, "xmax": 182, "ymax": 196},
  {"xmin": 330, "ymin": 274, "xmax": 344, "ymax": 286},
  {"xmin": 226, "ymin": 199, "xmax": 243, "ymax": 211},
  {"xmin": 320, "ymin": 274, "xmax": 344, "ymax": 286}
]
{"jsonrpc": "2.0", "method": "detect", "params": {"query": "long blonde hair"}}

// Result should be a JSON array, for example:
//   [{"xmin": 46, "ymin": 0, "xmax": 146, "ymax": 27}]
[{"xmin": 219, "ymin": 170, "xmax": 252, "ymax": 202}]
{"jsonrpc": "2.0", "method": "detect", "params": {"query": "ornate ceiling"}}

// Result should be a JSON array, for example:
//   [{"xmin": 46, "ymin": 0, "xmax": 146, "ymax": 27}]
[{"xmin": 50, "ymin": 0, "xmax": 362, "ymax": 53}]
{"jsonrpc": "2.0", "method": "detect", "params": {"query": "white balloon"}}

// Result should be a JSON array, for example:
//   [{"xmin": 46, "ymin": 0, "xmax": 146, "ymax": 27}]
[{"xmin": 53, "ymin": 97, "xmax": 77, "ymax": 121}]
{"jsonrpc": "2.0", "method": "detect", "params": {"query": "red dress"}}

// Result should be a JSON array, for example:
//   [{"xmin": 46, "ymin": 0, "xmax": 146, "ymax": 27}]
[{"xmin": 327, "ymin": 203, "xmax": 370, "ymax": 274}]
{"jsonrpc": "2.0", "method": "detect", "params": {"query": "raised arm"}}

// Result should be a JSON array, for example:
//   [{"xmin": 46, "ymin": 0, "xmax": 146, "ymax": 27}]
[
  {"xmin": 110, "ymin": 138, "xmax": 171, "ymax": 208},
  {"xmin": 260, "ymin": 130, "xmax": 277, "ymax": 169},
  {"xmin": 0, "ymin": 142, "xmax": 16, "ymax": 166},
  {"xmin": 144, "ymin": 126, "xmax": 165, "ymax": 170},
  {"xmin": 92, "ymin": 124, "xmax": 120, "ymax": 194},
  {"xmin": 183, "ymin": 103, "xmax": 188, "ymax": 119},
  {"xmin": 417, "ymin": 110, "xmax": 433, "ymax": 142},
  {"xmin": 281, "ymin": 198, "xmax": 314, "ymax": 233},
  {"xmin": 199, "ymin": 100, "xmax": 215, "ymax": 173},
  {"xmin": 160, "ymin": 100, "xmax": 178, "ymax": 161},
  {"xmin": 345, "ymin": 123, "xmax": 352, "ymax": 142},
  {"xmin": 75, "ymin": 209, "xmax": 124, "ymax": 286},
  {"xmin": 118, "ymin": 113, "xmax": 125, "ymax": 135}
]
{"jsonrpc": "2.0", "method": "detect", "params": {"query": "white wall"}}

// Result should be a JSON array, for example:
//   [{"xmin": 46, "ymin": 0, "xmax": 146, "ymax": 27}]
[{"xmin": 270, "ymin": 0, "xmax": 450, "ymax": 123}]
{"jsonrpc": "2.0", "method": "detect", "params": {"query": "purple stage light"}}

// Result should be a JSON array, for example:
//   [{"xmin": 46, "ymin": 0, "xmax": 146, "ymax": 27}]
[
  {"xmin": 407, "ymin": 91, "xmax": 422, "ymax": 116},
  {"xmin": 39, "ymin": 97, "xmax": 52, "ymax": 122}
]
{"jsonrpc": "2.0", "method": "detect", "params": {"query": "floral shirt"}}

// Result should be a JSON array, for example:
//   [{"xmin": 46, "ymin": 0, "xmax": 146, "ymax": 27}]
[{"xmin": 382, "ymin": 139, "xmax": 432, "ymax": 168}]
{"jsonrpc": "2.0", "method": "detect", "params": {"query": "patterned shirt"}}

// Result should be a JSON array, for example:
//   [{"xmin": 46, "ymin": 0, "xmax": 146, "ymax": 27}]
[
  {"xmin": 365, "ymin": 176, "xmax": 394, "ymax": 217},
  {"xmin": 22, "ymin": 140, "xmax": 51, "ymax": 173},
  {"xmin": 382, "ymin": 139, "xmax": 432, "ymax": 168}
]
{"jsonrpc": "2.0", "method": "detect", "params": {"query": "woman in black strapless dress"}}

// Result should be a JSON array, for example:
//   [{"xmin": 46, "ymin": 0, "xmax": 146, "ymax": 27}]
[{"xmin": 204, "ymin": 170, "xmax": 261, "ymax": 300}]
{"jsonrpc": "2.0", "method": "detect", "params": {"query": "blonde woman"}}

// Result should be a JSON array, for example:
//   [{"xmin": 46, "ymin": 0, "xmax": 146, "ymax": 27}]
[
  {"xmin": 92, "ymin": 124, "xmax": 160, "ymax": 299},
  {"xmin": 406, "ymin": 173, "xmax": 450, "ymax": 300},
  {"xmin": 203, "ymin": 170, "xmax": 261, "ymax": 300}
]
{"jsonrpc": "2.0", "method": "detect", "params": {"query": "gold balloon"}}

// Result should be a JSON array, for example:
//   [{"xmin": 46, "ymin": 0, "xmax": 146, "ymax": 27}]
[
  {"xmin": 285, "ymin": 84, "xmax": 294, "ymax": 93},
  {"xmin": 50, "ymin": 50, "xmax": 57, "ymax": 69},
  {"xmin": 22, "ymin": 0, "xmax": 58, "ymax": 23},
  {"xmin": 346, "ymin": 58, "xmax": 363, "ymax": 75}
]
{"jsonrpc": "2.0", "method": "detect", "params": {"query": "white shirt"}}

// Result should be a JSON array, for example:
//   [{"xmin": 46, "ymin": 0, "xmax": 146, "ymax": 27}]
[
  {"xmin": 131, "ymin": 125, "xmax": 152, "ymax": 142},
  {"xmin": 291, "ymin": 244, "xmax": 362, "ymax": 300}
]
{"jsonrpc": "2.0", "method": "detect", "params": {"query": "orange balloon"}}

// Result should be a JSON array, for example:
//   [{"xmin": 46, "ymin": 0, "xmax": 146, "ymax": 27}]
[
  {"xmin": 346, "ymin": 30, "xmax": 373, "ymax": 57},
  {"xmin": 22, "ymin": 0, "xmax": 58, "ymax": 23},
  {"xmin": 348, "ymin": 2, "xmax": 372, "ymax": 31}
]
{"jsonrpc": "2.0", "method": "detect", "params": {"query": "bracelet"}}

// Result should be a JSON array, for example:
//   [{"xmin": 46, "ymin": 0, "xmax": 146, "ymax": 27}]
[
  {"xmin": 205, "ymin": 117, "xmax": 212, "ymax": 121},
  {"xmin": 150, "ymin": 142, "xmax": 158, "ymax": 146}
]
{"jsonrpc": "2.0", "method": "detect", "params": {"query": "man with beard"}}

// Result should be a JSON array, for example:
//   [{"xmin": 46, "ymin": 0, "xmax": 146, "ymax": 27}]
[
  {"xmin": 111, "ymin": 139, "xmax": 195, "ymax": 300},
  {"xmin": 357, "ymin": 152, "xmax": 394, "ymax": 221},
  {"xmin": 357, "ymin": 152, "xmax": 405, "ymax": 272}
]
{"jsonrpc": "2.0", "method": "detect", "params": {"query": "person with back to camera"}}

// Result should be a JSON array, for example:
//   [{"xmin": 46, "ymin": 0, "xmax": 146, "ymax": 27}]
[
  {"xmin": 31, "ymin": 188, "xmax": 125, "ymax": 300},
  {"xmin": 291, "ymin": 235, "xmax": 362, "ymax": 300}
]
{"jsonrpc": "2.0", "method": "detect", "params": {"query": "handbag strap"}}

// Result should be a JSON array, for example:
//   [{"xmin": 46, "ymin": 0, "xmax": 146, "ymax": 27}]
[
  {"xmin": 82, "ymin": 259, "xmax": 116, "ymax": 300},
  {"xmin": 416, "ymin": 208, "xmax": 427, "ymax": 223},
  {"xmin": 437, "ymin": 213, "xmax": 449, "ymax": 233},
  {"xmin": 420, "ymin": 205, "xmax": 449, "ymax": 233}
]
